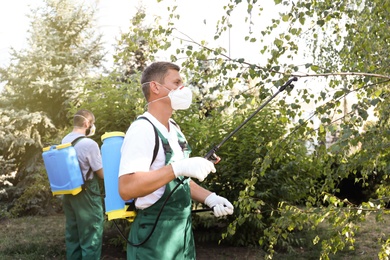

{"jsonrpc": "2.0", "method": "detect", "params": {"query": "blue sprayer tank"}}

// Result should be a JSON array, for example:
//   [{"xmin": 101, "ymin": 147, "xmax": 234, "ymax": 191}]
[
  {"xmin": 42, "ymin": 143, "xmax": 84, "ymax": 196},
  {"xmin": 101, "ymin": 132, "xmax": 136, "ymax": 221}
]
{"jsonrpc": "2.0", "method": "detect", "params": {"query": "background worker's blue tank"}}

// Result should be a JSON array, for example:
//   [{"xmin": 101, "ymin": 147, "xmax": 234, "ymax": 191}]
[
  {"xmin": 42, "ymin": 143, "xmax": 84, "ymax": 196},
  {"xmin": 101, "ymin": 132, "xmax": 136, "ymax": 221}
]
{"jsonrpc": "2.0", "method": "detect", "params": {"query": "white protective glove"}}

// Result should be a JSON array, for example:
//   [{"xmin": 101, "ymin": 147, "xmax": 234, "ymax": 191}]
[
  {"xmin": 204, "ymin": 193, "xmax": 234, "ymax": 217},
  {"xmin": 171, "ymin": 157, "xmax": 216, "ymax": 182}
]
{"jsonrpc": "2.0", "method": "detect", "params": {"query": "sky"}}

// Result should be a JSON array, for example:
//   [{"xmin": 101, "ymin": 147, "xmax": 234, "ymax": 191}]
[
  {"xmin": 0, "ymin": 0, "xmax": 282, "ymax": 68},
  {"xmin": 0, "ymin": 0, "xmax": 138, "ymax": 67}
]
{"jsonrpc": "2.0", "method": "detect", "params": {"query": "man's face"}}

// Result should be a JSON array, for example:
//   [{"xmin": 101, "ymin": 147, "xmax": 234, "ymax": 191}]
[{"xmin": 161, "ymin": 69, "xmax": 183, "ymax": 91}]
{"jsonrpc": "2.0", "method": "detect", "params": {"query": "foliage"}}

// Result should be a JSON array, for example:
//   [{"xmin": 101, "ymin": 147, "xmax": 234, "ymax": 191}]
[
  {"xmin": 82, "ymin": 1, "xmax": 390, "ymax": 258},
  {"xmin": 1, "ymin": 0, "xmax": 390, "ymax": 259},
  {"xmin": 76, "ymin": 7, "xmax": 176, "ymax": 141},
  {"xmin": 0, "ymin": 109, "xmax": 55, "ymax": 177},
  {"xmin": 1, "ymin": 0, "xmax": 104, "ymax": 127},
  {"xmin": 7, "ymin": 166, "xmax": 62, "ymax": 217},
  {"xmin": 0, "ymin": 0, "xmax": 104, "ymax": 216},
  {"xmin": 112, "ymin": 6, "xmax": 174, "ymax": 80},
  {"xmin": 148, "ymin": 0, "xmax": 390, "ymax": 258},
  {"xmin": 76, "ymin": 73, "xmax": 143, "ymax": 141},
  {"xmin": 187, "ymin": 0, "xmax": 390, "ymax": 258}
]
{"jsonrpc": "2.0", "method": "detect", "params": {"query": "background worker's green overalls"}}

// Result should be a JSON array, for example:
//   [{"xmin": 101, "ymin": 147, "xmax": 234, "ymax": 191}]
[
  {"xmin": 63, "ymin": 174, "xmax": 104, "ymax": 260},
  {"xmin": 127, "ymin": 126, "xmax": 195, "ymax": 260}
]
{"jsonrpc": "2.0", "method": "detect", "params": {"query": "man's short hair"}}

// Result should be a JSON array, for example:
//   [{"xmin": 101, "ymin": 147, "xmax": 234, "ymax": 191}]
[
  {"xmin": 141, "ymin": 62, "xmax": 180, "ymax": 100},
  {"xmin": 73, "ymin": 109, "xmax": 94, "ymax": 127}
]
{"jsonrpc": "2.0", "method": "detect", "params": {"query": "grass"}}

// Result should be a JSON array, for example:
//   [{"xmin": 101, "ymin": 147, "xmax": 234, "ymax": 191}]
[
  {"xmin": 0, "ymin": 213, "xmax": 389, "ymax": 259},
  {"xmin": 0, "ymin": 215, "xmax": 66, "ymax": 260}
]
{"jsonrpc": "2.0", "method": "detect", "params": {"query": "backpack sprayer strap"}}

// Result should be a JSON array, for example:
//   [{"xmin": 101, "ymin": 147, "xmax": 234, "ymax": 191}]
[
  {"xmin": 71, "ymin": 136, "xmax": 102, "ymax": 196},
  {"xmin": 71, "ymin": 136, "xmax": 87, "ymax": 190},
  {"xmin": 71, "ymin": 136, "xmax": 86, "ymax": 146},
  {"xmin": 125, "ymin": 117, "xmax": 160, "ymax": 212},
  {"xmin": 137, "ymin": 116, "xmax": 159, "ymax": 165}
]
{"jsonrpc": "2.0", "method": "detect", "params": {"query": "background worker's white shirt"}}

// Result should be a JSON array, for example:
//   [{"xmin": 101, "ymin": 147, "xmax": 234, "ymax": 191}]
[{"xmin": 119, "ymin": 112, "xmax": 186, "ymax": 209}]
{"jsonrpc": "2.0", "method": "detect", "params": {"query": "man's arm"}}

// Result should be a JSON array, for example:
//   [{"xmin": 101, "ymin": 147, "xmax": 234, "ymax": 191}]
[
  {"xmin": 119, "ymin": 157, "xmax": 216, "ymax": 201},
  {"xmin": 118, "ymin": 165, "xmax": 176, "ymax": 201},
  {"xmin": 190, "ymin": 180, "xmax": 212, "ymax": 203},
  {"xmin": 190, "ymin": 179, "xmax": 235, "ymax": 217},
  {"xmin": 95, "ymin": 168, "xmax": 104, "ymax": 179}
]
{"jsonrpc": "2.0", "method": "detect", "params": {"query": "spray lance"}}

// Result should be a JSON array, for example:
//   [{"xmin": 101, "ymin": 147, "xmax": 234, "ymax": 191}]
[
  {"xmin": 193, "ymin": 76, "xmax": 298, "ymax": 213},
  {"xmin": 116, "ymin": 77, "xmax": 298, "ymax": 246},
  {"xmin": 204, "ymin": 76, "xmax": 298, "ymax": 163}
]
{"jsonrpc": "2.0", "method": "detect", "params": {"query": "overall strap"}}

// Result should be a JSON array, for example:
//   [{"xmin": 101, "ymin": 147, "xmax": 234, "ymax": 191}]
[{"xmin": 170, "ymin": 121, "xmax": 191, "ymax": 157}]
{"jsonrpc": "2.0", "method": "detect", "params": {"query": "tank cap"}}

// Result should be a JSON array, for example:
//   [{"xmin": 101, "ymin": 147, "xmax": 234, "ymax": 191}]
[{"xmin": 101, "ymin": 131, "xmax": 125, "ymax": 141}]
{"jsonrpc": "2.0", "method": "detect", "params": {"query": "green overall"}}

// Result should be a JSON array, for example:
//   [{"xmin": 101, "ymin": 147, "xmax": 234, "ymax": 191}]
[
  {"xmin": 127, "ymin": 125, "xmax": 194, "ymax": 260},
  {"xmin": 62, "ymin": 174, "xmax": 104, "ymax": 260}
]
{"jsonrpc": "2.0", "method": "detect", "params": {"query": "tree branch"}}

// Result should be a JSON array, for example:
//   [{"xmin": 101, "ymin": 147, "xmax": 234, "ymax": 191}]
[{"xmin": 172, "ymin": 29, "xmax": 390, "ymax": 80}]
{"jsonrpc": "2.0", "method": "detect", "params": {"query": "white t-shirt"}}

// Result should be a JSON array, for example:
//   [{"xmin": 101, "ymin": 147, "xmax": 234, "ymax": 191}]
[
  {"xmin": 119, "ymin": 112, "xmax": 186, "ymax": 209},
  {"xmin": 62, "ymin": 132, "xmax": 102, "ymax": 180}
]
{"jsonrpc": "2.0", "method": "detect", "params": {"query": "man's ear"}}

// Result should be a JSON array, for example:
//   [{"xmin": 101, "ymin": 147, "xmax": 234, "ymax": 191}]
[
  {"xmin": 150, "ymin": 81, "xmax": 159, "ymax": 94},
  {"xmin": 83, "ymin": 119, "xmax": 90, "ymax": 128}
]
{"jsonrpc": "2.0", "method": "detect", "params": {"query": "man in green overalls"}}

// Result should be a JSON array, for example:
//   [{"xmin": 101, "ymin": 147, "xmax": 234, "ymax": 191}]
[
  {"xmin": 119, "ymin": 62, "xmax": 234, "ymax": 259},
  {"xmin": 62, "ymin": 109, "xmax": 104, "ymax": 259}
]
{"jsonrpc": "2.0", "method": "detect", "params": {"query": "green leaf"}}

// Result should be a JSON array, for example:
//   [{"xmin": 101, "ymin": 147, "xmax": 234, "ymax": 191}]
[
  {"xmin": 370, "ymin": 98, "xmax": 380, "ymax": 106},
  {"xmin": 310, "ymin": 65, "xmax": 319, "ymax": 72},
  {"xmin": 282, "ymin": 15, "xmax": 290, "ymax": 22},
  {"xmin": 317, "ymin": 20, "xmax": 325, "ymax": 26},
  {"xmin": 333, "ymin": 90, "xmax": 345, "ymax": 99}
]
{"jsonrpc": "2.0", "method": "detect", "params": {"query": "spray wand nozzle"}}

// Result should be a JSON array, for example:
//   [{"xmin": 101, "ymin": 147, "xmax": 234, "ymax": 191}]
[{"xmin": 204, "ymin": 77, "xmax": 298, "ymax": 165}]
